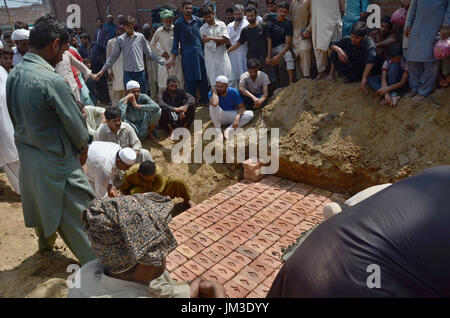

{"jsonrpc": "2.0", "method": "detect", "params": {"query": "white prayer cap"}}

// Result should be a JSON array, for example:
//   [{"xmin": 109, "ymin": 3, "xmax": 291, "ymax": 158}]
[
  {"xmin": 11, "ymin": 29, "xmax": 30, "ymax": 41},
  {"xmin": 118, "ymin": 148, "xmax": 136, "ymax": 165},
  {"xmin": 215, "ymin": 75, "xmax": 228, "ymax": 84},
  {"xmin": 126, "ymin": 80, "xmax": 140, "ymax": 90},
  {"xmin": 322, "ymin": 202, "xmax": 342, "ymax": 220}
]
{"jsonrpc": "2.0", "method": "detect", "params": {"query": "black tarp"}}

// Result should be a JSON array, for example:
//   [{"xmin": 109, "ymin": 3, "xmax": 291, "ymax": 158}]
[{"xmin": 268, "ymin": 166, "xmax": 450, "ymax": 297}]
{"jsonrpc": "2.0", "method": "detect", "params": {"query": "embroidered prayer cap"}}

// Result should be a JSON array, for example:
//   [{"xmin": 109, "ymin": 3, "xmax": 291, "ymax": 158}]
[{"xmin": 126, "ymin": 80, "xmax": 140, "ymax": 90}]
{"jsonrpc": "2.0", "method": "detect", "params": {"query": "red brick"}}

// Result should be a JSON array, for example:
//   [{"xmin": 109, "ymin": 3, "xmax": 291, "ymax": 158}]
[
  {"xmin": 209, "ymin": 192, "xmax": 232, "ymax": 204},
  {"xmin": 261, "ymin": 175, "xmax": 281, "ymax": 185},
  {"xmin": 262, "ymin": 270, "xmax": 279, "ymax": 288},
  {"xmin": 243, "ymin": 158, "xmax": 262, "ymax": 170},
  {"xmin": 222, "ymin": 256, "xmax": 246, "ymax": 272},
  {"xmin": 210, "ymin": 242, "xmax": 233, "ymax": 257},
  {"xmin": 240, "ymin": 266, "xmax": 266, "ymax": 284},
  {"xmin": 254, "ymin": 210, "xmax": 278, "ymax": 223},
  {"xmin": 176, "ymin": 244, "xmax": 197, "ymax": 259},
  {"xmin": 244, "ymin": 240, "xmax": 267, "ymax": 254},
  {"xmin": 273, "ymin": 179, "xmax": 297, "ymax": 191},
  {"xmin": 170, "ymin": 272, "xmax": 183, "ymax": 283},
  {"xmin": 227, "ymin": 182, "xmax": 249, "ymax": 193},
  {"xmin": 233, "ymin": 206, "xmax": 258, "ymax": 218},
  {"xmin": 182, "ymin": 212, "xmax": 197, "ymax": 221},
  {"xmin": 169, "ymin": 250, "xmax": 188, "ymax": 265},
  {"xmin": 247, "ymin": 292, "xmax": 262, "ymax": 298},
  {"xmin": 261, "ymin": 187, "xmax": 286, "ymax": 200},
  {"xmin": 187, "ymin": 203, "xmax": 210, "ymax": 217},
  {"xmin": 279, "ymin": 191, "xmax": 305, "ymax": 204},
  {"xmin": 177, "ymin": 224, "xmax": 200, "ymax": 238},
  {"xmin": 169, "ymin": 218, "xmax": 184, "ymax": 231},
  {"xmin": 236, "ymin": 245, "xmax": 260, "ymax": 260},
  {"xmin": 265, "ymin": 242, "xmax": 286, "ymax": 259},
  {"xmin": 293, "ymin": 182, "xmax": 314, "ymax": 194},
  {"xmin": 291, "ymin": 200, "xmax": 316, "ymax": 214},
  {"xmin": 209, "ymin": 224, "xmax": 230, "ymax": 237},
  {"xmin": 234, "ymin": 189, "xmax": 260, "ymax": 202},
  {"xmin": 258, "ymin": 229, "xmax": 281, "ymax": 242},
  {"xmin": 253, "ymin": 284, "xmax": 270, "ymax": 297},
  {"xmin": 251, "ymin": 235, "xmax": 274, "ymax": 249},
  {"xmin": 203, "ymin": 247, "xmax": 223, "ymax": 262},
  {"xmin": 216, "ymin": 218, "xmax": 240, "ymax": 232},
  {"xmin": 281, "ymin": 209, "xmax": 305, "ymax": 225},
  {"xmin": 202, "ymin": 199, "xmax": 219, "ymax": 208},
  {"xmin": 269, "ymin": 199, "xmax": 293, "ymax": 213},
  {"xmin": 278, "ymin": 236, "xmax": 296, "ymax": 248},
  {"xmin": 225, "ymin": 231, "xmax": 248, "ymax": 245},
  {"xmin": 202, "ymin": 209, "xmax": 225, "ymax": 223},
  {"xmin": 270, "ymin": 219, "xmax": 294, "ymax": 234},
  {"xmin": 247, "ymin": 216, "xmax": 270, "ymax": 228},
  {"xmin": 238, "ymin": 179, "xmax": 254, "ymax": 186},
  {"xmin": 192, "ymin": 253, "xmax": 216, "ymax": 270},
  {"xmin": 219, "ymin": 236, "xmax": 241, "ymax": 250},
  {"xmin": 299, "ymin": 220, "xmax": 316, "ymax": 230},
  {"xmin": 243, "ymin": 173, "xmax": 263, "ymax": 182},
  {"xmin": 165, "ymin": 257, "xmax": 178, "ymax": 272},
  {"xmin": 221, "ymin": 188, "xmax": 239, "ymax": 197},
  {"xmin": 210, "ymin": 263, "xmax": 235, "ymax": 280},
  {"xmin": 247, "ymin": 182, "xmax": 270, "ymax": 193},
  {"xmin": 201, "ymin": 228, "xmax": 223, "ymax": 242},
  {"xmin": 311, "ymin": 188, "xmax": 333, "ymax": 199},
  {"xmin": 224, "ymin": 281, "xmax": 250, "ymax": 298},
  {"xmin": 173, "ymin": 266, "xmax": 197, "ymax": 282},
  {"xmin": 193, "ymin": 217, "xmax": 213, "ymax": 228},
  {"xmin": 173, "ymin": 231, "xmax": 190, "ymax": 244},
  {"xmin": 255, "ymin": 192, "xmax": 277, "ymax": 203},
  {"xmin": 256, "ymin": 254, "xmax": 283, "ymax": 269},
  {"xmin": 231, "ymin": 209, "xmax": 252, "ymax": 221},
  {"xmin": 202, "ymin": 269, "xmax": 228, "ymax": 285},
  {"xmin": 233, "ymin": 273, "xmax": 259, "ymax": 290},
  {"xmin": 215, "ymin": 200, "xmax": 241, "ymax": 213},
  {"xmin": 248, "ymin": 260, "xmax": 275, "ymax": 277},
  {"xmin": 265, "ymin": 223, "xmax": 287, "ymax": 236},
  {"xmin": 303, "ymin": 196, "xmax": 323, "ymax": 208},
  {"xmin": 228, "ymin": 251, "xmax": 252, "ymax": 267},
  {"xmin": 305, "ymin": 215, "xmax": 322, "ymax": 224},
  {"xmin": 245, "ymin": 197, "xmax": 271, "ymax": 211},
  {"xmin": 240, "ymin": 220, "xmax": 263, "ymax": 235},
  {"xmin": 184, "ymin": 239, "xmax": 206, "ymax": 253},
  {"xmin": 184, "ymin": 260, "xmax": 207, "ymax": 276},
  {"xmin": 186, "ymin": 221, "xmax": 206, "ymax": 233},
  {"xmin": 172, "ymin": 214, "xmax": 191, "ymax": 226},
  {"xmin": 234, "ymin": 226, "xmax": 254, "ymax": 239}
]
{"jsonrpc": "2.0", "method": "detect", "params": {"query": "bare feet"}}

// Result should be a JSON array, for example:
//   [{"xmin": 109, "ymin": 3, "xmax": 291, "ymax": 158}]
[
  {"xmin": 384, "ymin": 93, "xmax": 392, "ymax": 106},
  {"xmin": 412, "ymin": 95, "xmax": 425, "ymax": 102},
  {"xmin": 406, "ymin": 91, "xmax": 417, "ymax": 98},
  {"xmin": 379, "ymin": 99, "xmax": 386, "ymax": 105},
  {"xmin": 314, "ymin": 71, "xmax": 327, "ymax": 80},
  {"xmin": 391, "ymin": 95, "xmax": 400, "ymax": 106},
  {"xmin": 326, "ymin": 73, "xmax": 335, "ymax": 81}
]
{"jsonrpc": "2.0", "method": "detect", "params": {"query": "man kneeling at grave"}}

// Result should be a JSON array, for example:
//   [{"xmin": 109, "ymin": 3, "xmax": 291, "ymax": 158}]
[
  {"xmin": 68, "ymin": 193, "xmax": 226, "ymax": 298},
  {"xmin": 121, "ymin": 160, "xmax": 195, "ymax": 209},
  {"xmin": 209, "ymin": 75, "xmax": 254, "ymax": 140}
]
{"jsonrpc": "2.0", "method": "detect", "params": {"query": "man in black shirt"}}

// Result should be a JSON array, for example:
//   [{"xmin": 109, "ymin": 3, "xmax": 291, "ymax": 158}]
[
  {"xmin": 266, "ymin": 1, "xmax": 294, "ymax": 85},
  {"xmin": 227, "ymin": 5, "xmax": 270, "ymax": 72},
  {"xmin": 156, "ymin": 76, "xmax": 196, "ymax": 139},
  {"xmin": 329, "ymin": 22, "xmax": 382, "ymax": 93}
]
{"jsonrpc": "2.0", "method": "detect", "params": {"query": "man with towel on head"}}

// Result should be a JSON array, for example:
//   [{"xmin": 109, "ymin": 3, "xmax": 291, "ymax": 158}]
[
  {"xmin": 68, "ymin": 193, "xmax": 226, "ymax": 298},
  {"xmin": 11, "ymin": 28, "xmax": 29, "ymax": 67},
  {"xmin": 118, "ymin": 80, "xmax": 161, "ymax": 142},
  {"xmin": 85, "ymin": 141, "xmax": 137, "ymax": 199}
]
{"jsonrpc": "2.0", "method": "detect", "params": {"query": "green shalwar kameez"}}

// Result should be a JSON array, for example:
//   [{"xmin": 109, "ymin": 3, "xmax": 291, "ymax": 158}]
[
  {"xmin": 6, "ymin": 53, "xmax": 97, "ymax": 265},
  {"xmin": 118, "ymin": 93, "xmax": 161, "ymax": 140}
]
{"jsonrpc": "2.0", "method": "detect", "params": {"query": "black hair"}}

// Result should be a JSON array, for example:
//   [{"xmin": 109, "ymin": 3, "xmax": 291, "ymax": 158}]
[
  {"xmin": 277, "ymin": 1, "xmax": 289, "ymax": 9},
  {"xmin": 3, "ymin": 32, "xmax": 11, "ymax": 39},
  {"xmin": 1, "ymin": 45, "xmax": 14, "ymax": 56},
  {"xmin": 182, "ymin": 0, "xmax": 193, "ymax": 8},
  {"xmin": 167, "ymin": 75, "xmax": 179, "ymax": 85},
  {"xmin": 381, "ymin": 16, "xmax": 392, "ymax": 26},
  {"xmin": 124, "ymin": 16, "xmax": 136, "ymax": 26},
  {"xmin": 245, "ymin": 5, "xmax": 257, "ymax": 14},
  {"xmin": 351, "ymin": 21, "xmax": 368, "ymax": 37},
  {"xmin": 83, "ymin": 58, "xmax": 91, "ymax": 64},
  {"xmin": 80, "ymin": 33, "xmax": 91, "ymax": 41},
  {"xmin": 29, "ymin": 14, "xmax": 69, "ymax": 50},
  {"xmin": 247, "ymin": 58, "xmax": 261, "ymax": 70},
  {"xmin": 225, "ymin": 7, "xmax": 234, "ymax": 13},
  {"xmin": 96, "ymin": 17, "xmax": 104, "ymax": 23},
  {"xmin": 203, "ymin": 5, "xmax": 215, "ymax": 15},
  {"xmin": 246, "ymin": 0, "xmax": 258, "ymax": 8},
  {"xmin": 138, "ymin": 160, "xmax": 156, "ymax": 176},
  {"xmin": 266, "ymin": 0, "xmax": 275, "ymax": 4},
  {"xmin": 104, "ymin": 107, "xmax": 122, "ymax": 120},
  {"xmin": 14, "ymin": 21, "xmax": 29, "ymax": 30},
  {"xmin": 387, "ymin": 42, "xmax": 403, "ymax": 58}
]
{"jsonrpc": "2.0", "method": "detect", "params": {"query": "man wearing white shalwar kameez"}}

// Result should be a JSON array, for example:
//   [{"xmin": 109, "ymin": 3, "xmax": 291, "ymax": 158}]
[
  {"xmin": 150, "ymin": 10, "xmax": 184, "ymax": 92},
  {"xmin": 200, "ymin": 7, "xmax": 233, "ymax": 86},
  {"xmin": 290, "ymin": 0, "xmax": 312, "ymax": 78},
  {"xmin": 107, "ymin": 28, "xmax": 125, "ymax": 107},
  {"xmin": 227, "ymin": 5, "xmax": 249, "ymax": 88},
  {"xmin": 311, "ymin": 0, "xmax": 344, "ymax": 79},
  {"xmin": 0, "ymin": 65, "xmax": 20, "ymax": 194}
]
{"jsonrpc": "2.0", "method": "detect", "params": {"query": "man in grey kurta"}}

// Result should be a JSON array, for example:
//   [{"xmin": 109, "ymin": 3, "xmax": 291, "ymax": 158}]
[
  {"xmin": 6, "ymin": 15, "xmax": 96, "ymax": 265},
  {"xmin": 405, "ymin": 0, "xmax": 450, "ymax": 100}
]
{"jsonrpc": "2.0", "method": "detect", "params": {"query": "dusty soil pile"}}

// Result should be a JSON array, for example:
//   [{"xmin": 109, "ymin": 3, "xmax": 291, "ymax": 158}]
[
  {"xmin": 253, "ymin": 79, "xmax": 450, "ymax": 194},
  {"xmin": 0, "ymin": 107, "xmax": 241, "ymax": 298}
]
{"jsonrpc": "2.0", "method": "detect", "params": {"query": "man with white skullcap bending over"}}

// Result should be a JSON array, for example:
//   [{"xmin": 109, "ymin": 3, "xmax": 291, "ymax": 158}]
[
  {"xmin": 118, "ymin": 80, "xmax": 161, "ymax": 142},
  {"xmin": 86, "ymin": 141, "xmax": 137, "ymax": 199},
  {"xmin": 209, "ymin": 75, "xmax": 254, "ymax": 140},
  {"xmin": 11, "ymin": 28, "xmax": 29, "ymax": 67}
]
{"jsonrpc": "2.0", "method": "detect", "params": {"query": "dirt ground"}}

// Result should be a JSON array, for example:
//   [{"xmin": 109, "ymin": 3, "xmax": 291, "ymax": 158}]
[{"xmin": 0, "ymin": 107, "xmax": 242, "ymax": 298}]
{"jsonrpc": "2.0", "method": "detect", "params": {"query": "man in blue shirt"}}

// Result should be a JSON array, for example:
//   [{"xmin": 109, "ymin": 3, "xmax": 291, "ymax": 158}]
[
  {"xmin": 104, "ymin": 14, "xmax": 117, "ymax": 40},
  {"xmin": 209, "ymin": 75, "xmax": 254, "ymax": 140},
  {"xmin": 169, "ymin": 0, "xmax": 209, "ymax": 105}
]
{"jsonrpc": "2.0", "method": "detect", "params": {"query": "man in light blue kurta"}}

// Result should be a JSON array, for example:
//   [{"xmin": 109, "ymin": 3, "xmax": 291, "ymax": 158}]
[
  {"xmin": 6, "ymin": 15, "xmax": 96, "ymax": 265},
  {"xmin": 342, "ymin": 0, "xmax": 370, "ymax": 37},
  {"xmin": 405, "ymin": 0, "xmax": 450, "ymax": 99}
]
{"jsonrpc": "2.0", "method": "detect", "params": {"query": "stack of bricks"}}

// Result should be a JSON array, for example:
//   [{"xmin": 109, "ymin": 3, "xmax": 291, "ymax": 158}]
[
  {"xmin": 242, "ymin": 158, "xmax": 264, "ymax": 182},
  {"xmin": 166, "ymin": 175, "xmax": 349, "ymax": 298}
]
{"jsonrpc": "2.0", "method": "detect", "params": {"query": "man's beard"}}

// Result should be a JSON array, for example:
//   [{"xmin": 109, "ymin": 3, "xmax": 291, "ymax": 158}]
[
  {"xmin": 163, "ymin": 24, "xmax": 172, "ymax": 31},
  {"xmin": 235, "ymin": 17, "xmax": 243, "ymax": 22},
  {"xmin": 248, "ymin": 18, "xmax": 256, "ymax": 24}
]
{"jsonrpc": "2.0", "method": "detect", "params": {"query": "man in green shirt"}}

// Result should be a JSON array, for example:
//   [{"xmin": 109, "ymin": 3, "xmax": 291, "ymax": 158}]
[{"xmin": 6, "ymin": 14, "xmax": 96, "ymax": 265}]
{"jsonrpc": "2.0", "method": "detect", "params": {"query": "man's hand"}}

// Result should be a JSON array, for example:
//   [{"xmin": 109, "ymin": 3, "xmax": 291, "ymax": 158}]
[
  {"xmin": 404, "ymin": 26, "xmax": 411, "ymax": 38},
  {"xmin": 232, "ymin": 117, "xmax": 240, "ymax": 129},
  {"xmin": 376, "ymin": 87, "xmax": 389, "ymax": 95},
  {"xmin": 189, "ymin": 278, "xmax": 227, "ymax": 298},
  {"xmin": 107, "ymin": 184, "xmax": 119, "ymax": 198},
  {"xmin": 162, "ymin": 52, "xmax": 170, "ymax": 60},
  {"xmin": 253, "ymin": 98, "xmax": 263, "ymax": 109},
  {"xmin": 302, "ymin": 29, "xmax": 311, "ymax": 39},
  {"xmin": 124, "ymin": 93, "xmax": 135, "ymax": 103},
  {"xmin": 202, "ymin": 35, "xmax": 211, "ymax": 42},
  {"xmin": 361, "ymin": 78, "xmax": 368, "ymax": 94},
  {"xmin": 108, "ymin": 72, "xmax": 114, "ymax": 81},
  {"xmin": 79, "ymin": 146, "xmax": 89, "ymax": 166},
  {"xmin": 81, "ymin": 107, "xmax": 87, "ymax": 119},
  {"xmin": 265, "ymin": 56, "xmax": 272, "ymax": 66},
  {"xmin": 271, "ymin": 54, "xmax": 281, "ymax": 66},
  {"xmin": 180, "ymin": 112, "xmax": 186, "ymax": 120},
  {"xmin": 175, "ymin": 105, "xmax": 188, "ymax": 113},
  {"xmin": 93, "ymin": 71, "xmax": 104, "ymax": 81},
  {"xmin": 337, "ymin": 48, "xmax": 348, "ymax": 64}
]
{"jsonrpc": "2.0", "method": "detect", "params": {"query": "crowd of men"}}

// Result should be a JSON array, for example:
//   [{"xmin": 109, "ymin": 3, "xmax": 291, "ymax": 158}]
[{"xmin": 0, "ymin": 0, "xmax": 449, "ymax": 298}]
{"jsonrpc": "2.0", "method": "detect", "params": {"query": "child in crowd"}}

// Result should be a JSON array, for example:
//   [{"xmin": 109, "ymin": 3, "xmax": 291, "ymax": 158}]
[
  {"xmin": 368, "ymin": 43, "xmax": 409, "ymax": 106},
  {"xmin": 83, "ymin": 58, "xmax": 97, "ymax": 105},
  {"xmin": 1, "ymin": 46, "xmax": 13, "ymax": 73}
]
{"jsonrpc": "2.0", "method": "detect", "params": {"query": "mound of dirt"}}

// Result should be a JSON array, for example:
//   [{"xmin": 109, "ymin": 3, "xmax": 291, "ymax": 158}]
[{"xmin": 253, "ymin": 79, "xmax": 450, "ymax": 194}]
